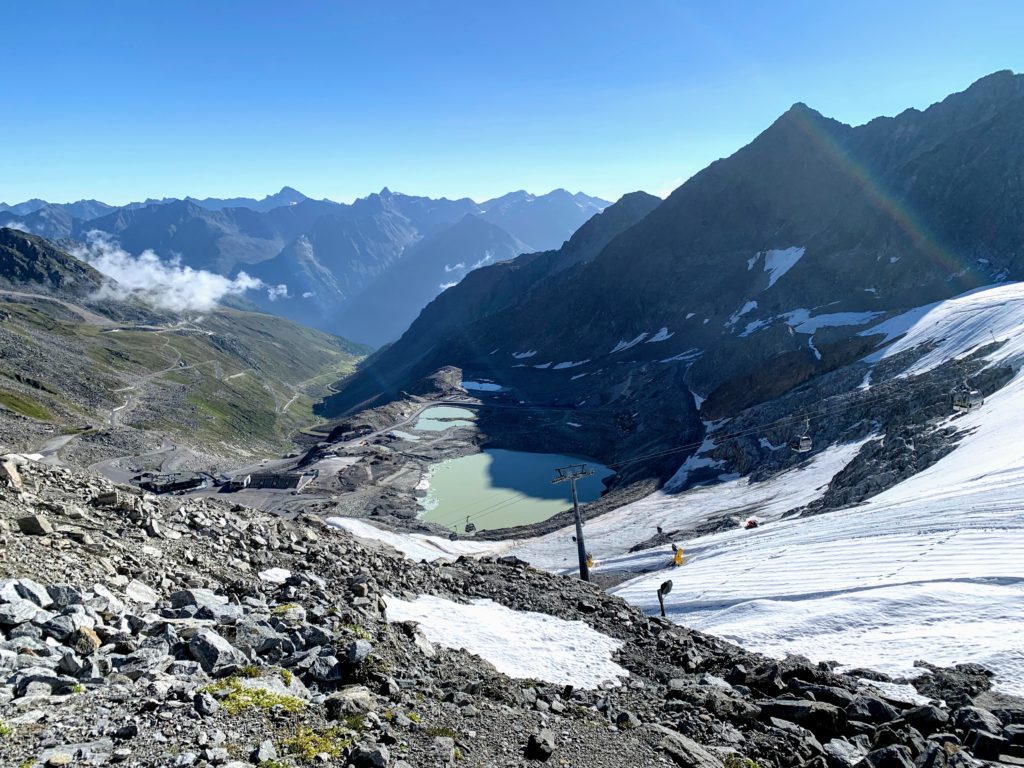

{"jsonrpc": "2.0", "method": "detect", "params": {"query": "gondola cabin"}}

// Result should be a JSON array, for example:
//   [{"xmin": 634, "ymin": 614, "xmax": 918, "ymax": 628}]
[
  {"xmin": 952, "ymin": 389, "xmax": 984, "ymax": 412},
  {"xmin": 790, "ymin": 435, "xmax": 812, "ymax": 453}
]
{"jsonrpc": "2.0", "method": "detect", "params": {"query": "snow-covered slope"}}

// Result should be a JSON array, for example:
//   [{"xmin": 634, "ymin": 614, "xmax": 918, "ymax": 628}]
[
  {"xmin": 335, "ymin": 284, "xmax": 1024, "ymax": 697},
  {"xmin": 612, "ymin": 284, "xmax": 1024, "ymax": 695}
]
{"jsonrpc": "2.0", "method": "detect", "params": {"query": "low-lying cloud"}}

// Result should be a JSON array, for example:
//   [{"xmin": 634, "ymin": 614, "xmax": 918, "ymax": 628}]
[
  {"xmin": 2, "ymin": 220, "xmax": 31, "ymax": 233},
  {"xmin": 73, "ymin": 232, "xmax": 287, "ymax": 312}
]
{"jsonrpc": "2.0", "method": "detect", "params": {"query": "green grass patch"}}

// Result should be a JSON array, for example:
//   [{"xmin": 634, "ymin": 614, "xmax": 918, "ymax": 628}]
[
  {"xmin": 281, "ymin": 726, "xmax": 352, "ymax": 763},
  {"xmin": 723, "ymin": 756, "xmax": 760, "ymax": 768},
  {"xmin": 0, "ymin": 389, "xmax": 52, "ymax": 420},
  {"xmin": 342, "ymin": 623, "xmax": 371, "ymax": 640},
  {"xmin": 201, "ymin": 676, "xmax": 305, "ymax": 715}
]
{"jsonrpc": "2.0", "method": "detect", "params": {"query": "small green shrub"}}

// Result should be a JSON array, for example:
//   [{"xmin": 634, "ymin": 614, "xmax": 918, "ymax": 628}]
[
  {"xmin": 201, "ymin": 677, "xmax": 305, "ymax": 715},
  {"xmin": 281, "ymin": 726, "xmax": 351, "ymax": 763},
  {"xmin": 722, "ymin": 755, "xmax": 759, "ymax": 768},
  {"xmin": 340, "ymin": 713, "xmax": 366, "ymax": 732},
  {"xmin": 342, "ymin": 623, "xmax": 371, "ymax": 640}
]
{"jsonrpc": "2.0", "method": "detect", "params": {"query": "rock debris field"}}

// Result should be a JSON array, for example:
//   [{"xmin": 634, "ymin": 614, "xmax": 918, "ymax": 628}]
[{"xmin": 1, "ymin": 454, "xmax": 1023, "ymax": 767}]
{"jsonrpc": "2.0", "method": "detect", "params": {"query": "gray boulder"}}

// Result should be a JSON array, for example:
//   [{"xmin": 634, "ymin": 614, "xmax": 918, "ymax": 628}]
[
  {"xmin": 823, "ymin": 737, "xmax": 867, "ymax": 768},
  {"xmin": 646, "ymin": 724, "xmax": 721, "ymax": 768},
  {"xmin": 0, "ymin": 598, "xmax": 39, "ymax": 625},
  {"xmin": 350, "ymin": 744, "xmax": 390, "ymax": 768},
  {"xmin": 14, "ymin": 578, "xmax": 53, "ymax": 608},
  {"xmin": 326, "ymin": 685, "xmax": 374, "ymax": 717},
  {"xmin": 170, "ymin": 589, "xmax": 228, "ymax": 610},
  {"xmin": 899, "ymin": 705, "xmax": 949, "ymax": 734},
  {"xmin": 46, "ymin": 585, "xmax": 86, "ymax": 609},
  {"xmin": 526, "ymin": 728, "xmax": 557, "ymax": 761},
  {"xmin": 953, "ymin": 705, "xmax": 1003, "ymax": 735},
  {"xmin": 347, "ymin": 639, "xmax": 373, "ymax": 665},
  {"xmin": 847, "ymin": 695, "xmax": 901, "ymax": 724},
  {"xmin": 17, "ymin": 514, "xmax": 54, "ymax": 535},
  {"xmin": 188, "ymin": 628, "xmax": 246, "ymax": 675},
  {"xmin": 860, "ymin": 745, "xmax": 914, "ymax": 768},
  {"xmin": 760, "ymin": 699, "xmax": 847, "ymax": 738}
]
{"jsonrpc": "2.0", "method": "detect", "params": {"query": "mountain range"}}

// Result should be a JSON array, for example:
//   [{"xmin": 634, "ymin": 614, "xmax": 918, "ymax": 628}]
[
  {"xmin": 1, "ymin": 186, "xmax": 608, "ymax": 345},
  {"xmin": 323, "ymin": 70, "xmax": 1024, "ymax": 479}
]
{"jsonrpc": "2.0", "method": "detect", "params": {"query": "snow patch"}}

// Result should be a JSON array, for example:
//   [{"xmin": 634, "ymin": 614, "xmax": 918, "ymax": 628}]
[
  {"xmin": 807, "ymin": 336, "xmax": 822, "ymax": 360},
  {"xmin": 384, "ymin": 595, "xmax": 628, "ymax": 689},
  {"xmin": 785, "ymin": 309, "xmax": 883, "ymax": 334},
  {"xmin": 553, "ymin": 360, "xmax": 589, "ymax": 369},
  {"xmin": 512, "ymin": 350, "xmax": 537, "ymax": 359},
  {"xmin": 763, "ymin": 246, "xmax": 805, "ymax": 287},
  {"xmin": 659, "ymin": 348, "xmax": 702, "ymax": 364},
  {"xmin": 646, "ymin": 327, "xmax": 674, "ymax": 343},
  {"xmin": 727, "ymin": 301, "xmax": 758, "ymax": 327},
  {"xmin": 739, "ymin": 319, "xmax": 769, "ymax": 337},
  {"xmin": 257, "ymin": 568, "xmax": 291, "ymax": 584},
  {"xmin": 326, "ymin": 517, "xmax": 497, "ymax": 562},
  {"xmin": 610, "ymin": 333, "xmax": 648, "ymax": 354}
]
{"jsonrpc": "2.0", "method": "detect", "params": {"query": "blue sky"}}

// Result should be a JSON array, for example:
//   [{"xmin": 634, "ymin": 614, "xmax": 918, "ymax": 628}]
[{"xmin": 5, "ymin": 1, "xmax": 1024, "ymax": 205}]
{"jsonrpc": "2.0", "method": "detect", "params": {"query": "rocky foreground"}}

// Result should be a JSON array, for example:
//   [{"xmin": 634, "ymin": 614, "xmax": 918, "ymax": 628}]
[{"xmin": 1, "ymin": 455, "xmax": 1022, "ymax": 768}]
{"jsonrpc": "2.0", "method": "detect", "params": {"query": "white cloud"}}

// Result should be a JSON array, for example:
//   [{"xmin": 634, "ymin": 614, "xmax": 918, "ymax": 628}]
[
  {"xmin": 444, "ymin": 262, "xmax": 465, "ymax": 273},
  {"xmin": 471, "ymin": 249, "xmax": 496, "ymax": 270},
  {"xmin": 72, "ymin": 231, "xmax": 283, "ymax": 312},
  {"xmin": 2, "ymin": 220, "xmax": 31, "ymax": 233},
  {"xmin": 439, "ymin": 281, "xmax": 458, "ymax": 290},
  {"xmin": 302, "ymin": 291, "xmax": 314, "ymax": 299}
]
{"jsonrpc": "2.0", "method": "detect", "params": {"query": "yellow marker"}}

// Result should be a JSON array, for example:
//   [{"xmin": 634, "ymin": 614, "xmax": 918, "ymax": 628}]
[
  {"xmin": 673, "ymin": 548, "xmax": 684, "ymax": 567},
  {"xmin": 586, "ymin": 553, "xmax": 594, "ymax": 569}
]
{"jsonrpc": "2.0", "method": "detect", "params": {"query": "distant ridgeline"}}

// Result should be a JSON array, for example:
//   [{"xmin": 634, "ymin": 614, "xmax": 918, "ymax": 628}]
[{"xmin": 2, "ymin": 187, "xmax": 609, "ymax": 347}]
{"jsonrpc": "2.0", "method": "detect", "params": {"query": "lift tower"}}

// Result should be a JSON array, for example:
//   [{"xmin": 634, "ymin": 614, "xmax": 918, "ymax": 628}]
[{"xmin": 552, "ymin": 463, "xmax": 595, "ymax": 581}]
